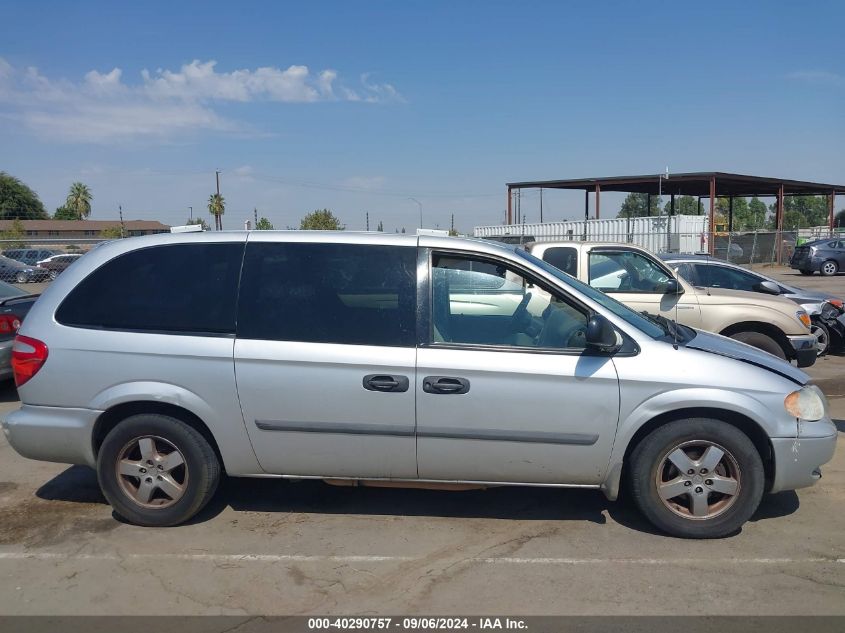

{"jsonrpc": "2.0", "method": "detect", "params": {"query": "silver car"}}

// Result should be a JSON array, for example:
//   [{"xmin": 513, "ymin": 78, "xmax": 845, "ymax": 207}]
[{"xmin": 1, "ymin": 232, "xmax": 837, "ymax": 538}]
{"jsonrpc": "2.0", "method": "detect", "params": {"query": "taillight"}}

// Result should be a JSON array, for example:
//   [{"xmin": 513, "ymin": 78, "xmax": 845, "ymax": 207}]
[
  {"xmin": 12, "ymin": 335, "xmax": 48, "ymax": 387},
  {"xmin": 0, "ymin": 314, "xmax": 21, "ymax": 334}
]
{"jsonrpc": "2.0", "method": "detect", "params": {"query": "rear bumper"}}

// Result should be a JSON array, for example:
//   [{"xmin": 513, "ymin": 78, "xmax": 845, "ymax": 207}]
[
  {"xmin": 787, "ymin": 334, "xmax": 817, "ymax": 367},
  {"xmin": 1, "ymin": 405, "xmax": 101, "ymax": 467},
  {"xmin": 769, "ymin": 419, "xmax": 837, "ymax": 493}
]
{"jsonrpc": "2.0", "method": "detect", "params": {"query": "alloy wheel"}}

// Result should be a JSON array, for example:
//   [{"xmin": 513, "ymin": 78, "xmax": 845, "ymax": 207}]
[
  {"xmin": 655, "ymin": 440, "xmax": 741, "ymax": 520},
  {"xmin": 822, "ymin": 261, "xmax": 838, "ymax": 276},
  {"xmin": 115, "ymin": 435, "xmax": 189, "ymax": 508},
  {"xmin": 810, "ymin": 324, "xmax": 829, "ymax": 356}
]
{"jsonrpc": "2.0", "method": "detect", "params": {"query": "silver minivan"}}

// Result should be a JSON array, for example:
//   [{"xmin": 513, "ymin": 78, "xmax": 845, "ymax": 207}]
[{"xmin": 2, "ymin": 232, "xmax": 837, "ymax": 538}]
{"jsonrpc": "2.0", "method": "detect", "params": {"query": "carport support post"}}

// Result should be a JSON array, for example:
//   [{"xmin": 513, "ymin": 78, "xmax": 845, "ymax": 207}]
[
  {"xmin": 728, "ymin": 196, "xmax": 734, "ymax": 232},
  {"xmin": 668, "ymin": 194, "xmax": 675, "ymax": 253},
  {"xmin": 708, "ymin": 176, "xmax": 716, "ymax": 255},
  {"xmin": 646, "ymin": 193, "xmax": 651, "ymax": 217},
  {"xmin": 830, "ymin": 190, "xmax": 836, "ymax": 233},
  {"xmin": 507, "ymin": 187, "xmax": 512, "ymax": 225},
  {"xmin": 595, "ymin": 184, "xmax": 601, "ymax": 220},
  {"xmin": 776, "ymin": 184, "xmax": 785, "ymax": 265}
]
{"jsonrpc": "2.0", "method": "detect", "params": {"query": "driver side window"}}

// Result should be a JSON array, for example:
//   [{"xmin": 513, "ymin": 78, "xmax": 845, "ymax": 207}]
[
  {"xmin": 589, "ymin": 250, "xmax": 672, "ymax": 294},
  {"xmin": 431, "ymin": 254, "xmax": 587, "ymax": 350}
]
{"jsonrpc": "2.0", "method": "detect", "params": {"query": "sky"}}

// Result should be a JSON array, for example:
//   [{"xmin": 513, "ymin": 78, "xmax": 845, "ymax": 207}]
[{"xmin": 1, "ymin": 0, "xmax": 843, "ymax": 232}]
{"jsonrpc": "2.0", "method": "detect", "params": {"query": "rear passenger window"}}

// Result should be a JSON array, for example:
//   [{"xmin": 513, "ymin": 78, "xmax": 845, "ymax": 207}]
[
  {"xmin": 542, "ymin": 247, "xmax": 577, "ymax": 276},
  {"xmin": 237, "ymin": 242, "xmax": 416, "ymax": 347},
  {"xmin": 56, "ymin": 243, "xmax": 244, "ymax": 334}
]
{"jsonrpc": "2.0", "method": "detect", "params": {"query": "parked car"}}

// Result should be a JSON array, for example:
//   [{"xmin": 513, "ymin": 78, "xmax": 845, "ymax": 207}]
[
  {"xmin": 0, "ymin": 255, "xmax": 50, "ymax": 283},
  {"xmin": 3, "ymin": 248, "xmax": 61, "ymax": 267},
  {"xmin": 2, "ymin": 232, "xmax": 836, "ymax": 538},
  {"xmin": 790, "ymin": 238, "xmax": 845, "ymax": 276},
  {"xmin": 660, "ymin": 254, "xmax": 845, "ymax": 356},
  {"xmin": 0, "ymin": 280, "xmax": 39, "ymax": 380},
  {"xmin": 524, "ymin": 241, "xmax": 817, "ymax": 366},
  {"xmin": 36, "ymin": 253, "xmax": 83, "ymax": 280}
]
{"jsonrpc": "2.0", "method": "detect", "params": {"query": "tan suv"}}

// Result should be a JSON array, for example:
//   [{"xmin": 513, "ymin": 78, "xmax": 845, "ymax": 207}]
[{"xmin": 526, "ymin": 241, "xmax": 817, "ymax": 367}]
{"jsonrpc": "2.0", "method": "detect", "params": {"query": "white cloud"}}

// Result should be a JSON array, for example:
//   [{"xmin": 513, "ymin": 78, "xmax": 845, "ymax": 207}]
[
  {"xmin": 0, "ymin": 57, "xmax": 403, "ymax": 143},
  {"xmin": 340, "ymin": 176, "xmax": 386, "ymax": 191},
  {"xmin": 786, "ymin": 70, "xmax": 845, "ymax": 86}
]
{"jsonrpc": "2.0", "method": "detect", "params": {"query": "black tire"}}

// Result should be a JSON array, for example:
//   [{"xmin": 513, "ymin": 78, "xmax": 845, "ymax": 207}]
[
  {"xmin": 799, "ymin": 269, "xmax": 813, "ymax": 276},
  {"xmin": 820, "ymin": 260, "xmax": 839, "ymax": 277},
  {"xmin": 15, "ymin": 272, "xmax": 27, "ymax": 284},
  {"xmin": 629, "ymin": 418, "xmax": 764, "ymax": 538},
  {"xmin": 97, "ymin": 413, "xmax": 220, "ymax": 527},
  {"xmin": 728, "ymin": 330, "xmax": 787, "ymax": 360}
]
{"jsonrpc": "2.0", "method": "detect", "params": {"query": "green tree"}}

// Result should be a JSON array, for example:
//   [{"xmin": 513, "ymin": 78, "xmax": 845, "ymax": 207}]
[
  {"xmin": 662, "ymin": 195, "xmax": 704, "ymax": 216},
  {"xmin": 66, "ymin": 182, "xmax": 92, "ymax": 219},
  {"xmin": 771, "ymin": 195, "xmax": 831, "ymax": 230},
  {"xmin": 0, "ymin": 219, "xmax": 27, "ymax": 248},
  {"xmin": 376, "ymin": 220, "xmax": 384, "ymax": 232},
  {"xmin": 835, "ymin": 209, "xmax": 845, "ymax": 229},
  {"xmin": 300, "ymin": 208, "xmax": 344, "ymax": 230},
  {"xmin": 207, "ymin": 193, "xmax": 225, "ymax": 231},
  {"xmin": 617, "ymin": 193, "xmax": 661, "ymax": 218},
  {"xmin": 100, "ymin": 225, "xmax": 124, "ymax": 239},
  {"xmin": 53, "ymin": 205, "xmax": 79, "ymax": 220},
  {"xmin": 748, "ymin": 197, "xmax": 768, "ymax": 229},
  {"xmin": 0, "ymin": 172, "xmax": 48, "ymax": 219},
  {"xmin": 187, "ymin": 217, "xmax": 210, "ymax": 230},
  {"xmin": 255, "ymin": 217, "xmax": 274, "ymax": 230}
]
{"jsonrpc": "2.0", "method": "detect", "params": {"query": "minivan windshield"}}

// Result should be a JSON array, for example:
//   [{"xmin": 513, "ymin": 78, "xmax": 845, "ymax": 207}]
[{"xmin": 515, "ymin": 247, "xmax": 667, "ymax": 339}]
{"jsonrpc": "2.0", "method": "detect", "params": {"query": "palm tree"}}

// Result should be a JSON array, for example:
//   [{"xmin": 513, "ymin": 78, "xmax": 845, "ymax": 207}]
[
  {"xmin": 65, "ymin": 182, "xmax": 92, "ymax": 219},
  {"xmin": 207, "ymin": 193, "xmax": 225, "ymax": 231}
]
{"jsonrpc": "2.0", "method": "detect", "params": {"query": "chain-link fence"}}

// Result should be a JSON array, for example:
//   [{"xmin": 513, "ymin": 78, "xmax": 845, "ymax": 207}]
[
  {"xmin": 0, "ymin": 238, "xmax": 104, "ymax": 288},
  {"xmin": 713, "ymin": 228, "xmax": 843, "ymax": 267}
]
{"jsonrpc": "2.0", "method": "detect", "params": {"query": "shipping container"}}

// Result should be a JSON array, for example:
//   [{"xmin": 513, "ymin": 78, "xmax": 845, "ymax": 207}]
[{"xmin": 473, "ymin": 215, "xmax": 709, "ymax": 254}]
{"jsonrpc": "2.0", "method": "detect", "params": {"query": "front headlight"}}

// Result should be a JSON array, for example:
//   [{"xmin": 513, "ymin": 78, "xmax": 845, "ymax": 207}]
[
  {"xmin": 784, "ymin": 385, "xmax": 828, "ymax": 421},
  {"xmin": 796, "ymin": 310, "xmax": 811, "ymax": 329}
]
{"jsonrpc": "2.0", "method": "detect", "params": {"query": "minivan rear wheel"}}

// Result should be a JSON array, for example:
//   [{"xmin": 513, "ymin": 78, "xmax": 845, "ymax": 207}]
[
  {"xmin": 728, "ymin": 331, "xmax": 786, "ymax": 360},
  {"xmin": 628, "ymin": 418, "xmax": 764, "ymax": 538},
  {"xmin": 97, "ymin": 414, "xmax": 220, "ymax": 526}
]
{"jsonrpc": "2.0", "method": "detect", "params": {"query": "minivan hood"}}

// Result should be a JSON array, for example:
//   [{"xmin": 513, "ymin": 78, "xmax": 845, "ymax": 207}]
[{"xmin": 684, "ymin": 330, "xmax": 808, "ymax": 384}]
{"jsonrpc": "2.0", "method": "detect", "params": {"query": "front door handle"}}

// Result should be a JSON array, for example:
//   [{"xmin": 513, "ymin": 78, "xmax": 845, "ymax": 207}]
[
  {"xmin": 363, "ymin": 374, "xmax": 409, "ymax": 393},
  {"xmin": 423, "ymin": 376, "xmax": 470, "ymax": 395}
]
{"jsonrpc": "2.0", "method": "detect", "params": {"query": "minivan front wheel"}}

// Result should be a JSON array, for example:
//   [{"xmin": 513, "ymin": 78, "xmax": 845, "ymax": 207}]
[
  {"xmin": 97, "ymin": 414, "xmax": 220, "ymax": 526},
  {"xmin": 629, "ymin": 419, "xmax": 764, "ymax": 538}
]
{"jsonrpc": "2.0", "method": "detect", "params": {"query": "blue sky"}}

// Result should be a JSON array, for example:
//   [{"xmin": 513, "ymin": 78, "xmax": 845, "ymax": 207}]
[{"xmin": 1, "ymin": 0, "xmax": 843, "ymax": 231}]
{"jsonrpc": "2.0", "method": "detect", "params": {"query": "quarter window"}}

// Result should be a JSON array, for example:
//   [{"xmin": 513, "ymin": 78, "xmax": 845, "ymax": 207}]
[
  {"xmin": 431, "ymin": 254, "xmax": 587, "ymax": 350},
  {"xmin": 56, "ymin": 243, "xmax": 244, "ymax": 334},
  {"xmin": 237, "ymin": 242, "xmax": 416, "ymax": 347}
]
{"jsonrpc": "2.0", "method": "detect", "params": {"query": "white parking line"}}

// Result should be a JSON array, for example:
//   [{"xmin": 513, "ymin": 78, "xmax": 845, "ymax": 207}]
[{"xmin": 0, "ymin": 552, "xmax": 841, "ymax": 565}]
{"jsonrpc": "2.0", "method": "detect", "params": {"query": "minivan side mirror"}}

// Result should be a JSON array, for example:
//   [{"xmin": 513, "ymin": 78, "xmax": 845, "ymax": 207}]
[
  {"xmin": 585, "ymin": 314, "xmax": 619, "ymax": 352},
  {"xmin": 755, "ymin": 281, "xmax": 781, "ymax": 295},
  {"xmin": 664, "ymin": 278, "xmax": 684, "ymax": 295}
]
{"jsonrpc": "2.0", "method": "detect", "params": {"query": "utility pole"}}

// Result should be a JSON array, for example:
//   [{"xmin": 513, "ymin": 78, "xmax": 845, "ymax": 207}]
[
  {"xmin": 189, "ymin": 206, "xmax": 193, "ymax": 221},
  {"xmin": 118, "ymin": 205, "xmax": 125, "ymax": 238},
  {"xmin": 451, "ymin": 213, "xmax": 455, "ymax": 235},
  {"xmin": 254, "ymin": 208, "xmax": 258, "ymax": 227},
  {"xmin": 215, "ymin": 170, "xmax": 221, "ymax": 231},
  {"xmin": 366, "ymin": 212, "xmax": 370, "ymax": 231}
]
